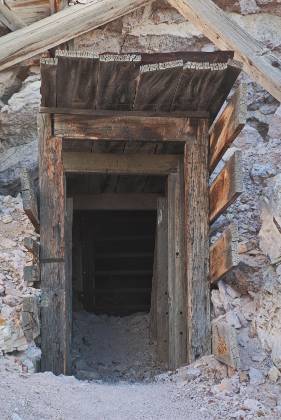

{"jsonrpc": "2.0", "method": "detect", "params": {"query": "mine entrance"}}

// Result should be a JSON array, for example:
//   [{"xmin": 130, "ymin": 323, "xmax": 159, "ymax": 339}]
[
  {"xmin": 73, "ymin": 210, "xmax": 156, "ymax": 315},
  {"xmin": 69, "ymin": 174, "xmax": 166, "ymax": 381}
]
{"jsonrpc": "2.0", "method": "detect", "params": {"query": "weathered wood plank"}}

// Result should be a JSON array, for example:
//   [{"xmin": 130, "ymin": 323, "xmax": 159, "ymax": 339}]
[
  {"xmin": 0, "ymin": 0, "xmax": 150, "ymax": 71},
  {"xmin": 63, "ymin": 152, "xmax": 180, "ymax": 175},
  {"xmin": 38, "ymin": 113, "xmax": 64, "ymax": 260},
  {"xmin": 24, "ymin": 237, "xmax": 40, "ymax": 261},
  {"xmin": 184, "ymin": 119, "xmax": 211, "ymax": 362},
  {"xmin": 54, "ymin": 113, "xmax": 197, "ymax": 142},
  {"xmin": 210, "ymin": 224, "xmax": 239, "ymax": 284},
  {"xmin": 156, "ymin": 197, "xmax": 169, "ymax": 368},
  {"xmin": 40, "ymin": 57, "xmax": 57, "ymax": 108},
  {"xmin": 39, "ymin": 112, "xmax": 69, "ymax": 375},
  {"xmin": 168, "ymin": 0, "xmax": 281, "ymax": 102},
  {"xmin": 40, "ymin": 107, "xmax": 210, "ymax": 119},
  {"xmin": 209, "ymin": 150, "xmax": 243, "ymax": 224},
  {"xmin": 209, "ymin": 84, "xmax": 247, "ymax": 174},
  {"xmin": 168, "ymin": 164, "xmax": 187, "ymax": 369},
  {"xmin": 0, "ymin": 3, "xmax": 26, "ymax": 31},
  {"xmin": 20, "ymin": 168, "xmax": 39, "ymax": 233},
  {"xmin": 64, "ymin": 197, "xmax": 73, "ymax": 375},
  {"xmin": 56, "ymin": 53, "xmax": 99, "ymax": 109},
  {"xmin": 73, "ymin": 193, "xmax": 159, "ymax": 210},
  {"xmin": 24, "ymin": 265, "xmax": 40, "ymax": 285}
]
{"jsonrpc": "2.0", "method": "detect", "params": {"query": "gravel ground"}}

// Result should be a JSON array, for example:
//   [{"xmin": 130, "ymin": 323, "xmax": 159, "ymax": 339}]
[{"xmin": 0, "ymin": 371, "xmax": 213, "ymax": 420}]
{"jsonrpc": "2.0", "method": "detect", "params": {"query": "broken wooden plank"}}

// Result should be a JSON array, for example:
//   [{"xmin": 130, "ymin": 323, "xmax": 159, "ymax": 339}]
[
  {"xmin": 23, "ymin": 237, "xmax": 40, "ymax": 260},
  {"xmin": 209, "ymin": 150, "xmax": 243, "ymax": 224},
  {"xmin": 54, "ymin": 113, "xmax": 197, "ymax": 142},
  {"xmin": 167, "ymin": 0, "xmax": 281, "ymax": 102},
  {"xmin": 210, "ymin": 224, "xmax": 239, "ymax": 284},
  {"xmin": 24, "ymin": 265, "xmax": 40, "ymax": 285},
  {"xmin": 63, "ymin": 152, "xmax": 180, "ymax": 175},
  {"xmin": 209, "ymin": 84, "xmax": 247, "ymax": 174},
  {"xmin": 0, "ymin": 2, "xmax": 26, "ymax": 31},
  {"xmin": 0, "ymin": 0, "xmax": 150, "ymax": 71},
  {"xmin": 212, "ymin": 315, "xmax": 240, "ymax": 369},
  {"xmin": 20, "ymin": 168, "xmax": 39, "ymax": 233},
  {"xmin": 184, "ymin": 119, "xmax": 211, "ymax": 363}
]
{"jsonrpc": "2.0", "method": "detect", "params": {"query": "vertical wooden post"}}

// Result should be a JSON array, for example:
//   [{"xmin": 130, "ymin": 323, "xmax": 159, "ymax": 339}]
[
  {"xmin": 64, "ymin": 197, "xmax": 73, "ymax": 374},
  {"xmin": 38, "ymin": 112, "xmax": 70, "ymax": 375},
  {"xmin": 184, "ymin": 119, "xmax": 211, "ymax": 362},
  {"xmin": 168, "ymin": 163, "xmax": 187, "ymax": 370},
  {"xmin": 156, "ymin": 197, "xmax": 169, "ymax": 367}
]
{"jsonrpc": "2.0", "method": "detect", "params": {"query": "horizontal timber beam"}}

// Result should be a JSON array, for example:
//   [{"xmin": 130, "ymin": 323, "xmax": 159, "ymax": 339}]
[
  {"xmin": 210, "ymin": 224, "xmax": 239, "ymax": 284},
  {"xmin": 73, "ymin": 193, "xmax": 160, "ymax": 210},
  {"xmin": 168, "ymin": 0, "xmax": 281, "ymax": 102},
  {"xmin": 209, "ymin": 84, "xmax": 247, "ymax": 174},
  {"xmin": 0, "ymin": 0, "xmax": 150, "ymax": 71},
  {"xmin": 40, "ymin": 107, "xmax": 210, "ymax": 119},
  {"xmin": 209, "ymin": 150, "xmax": 243, "ymax": 224},
  {"xmin": 63, "ymin": 152, "xmax": 180, "ymax": 175},
  {"xmin": 54, "ymin": 114, "xmax": 197, "ymax": 142}
]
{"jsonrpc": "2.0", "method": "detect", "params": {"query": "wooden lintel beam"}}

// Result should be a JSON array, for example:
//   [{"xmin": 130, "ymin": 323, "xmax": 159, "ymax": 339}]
[
  {"xmin": 210, "ymin": 224, "xmax": 239, "ymax": 284},
  {"xmin": 73, "ymin": 193, "xmax": 159, "ymax": 210},
  {"xmin": 63, "ymin": 152, "xmax": 180, "ymax": 175},
  {"xmin": 168, "ymin": 0, "xmax": 281, "ymax": 102},
  {"xmin": 209, "ymin": 84, "xmax": 247, "ymax": 174},
  {"xmin": 54, "ymin": 114, "xmax": 197, "ymax": 142},
  {"xmin": 209, "ymin": 150, "xmax": 243, "ymax": 224},
  {"xmin": 0, "ymin": 0, "xmax": 150, "ymax": 71}
]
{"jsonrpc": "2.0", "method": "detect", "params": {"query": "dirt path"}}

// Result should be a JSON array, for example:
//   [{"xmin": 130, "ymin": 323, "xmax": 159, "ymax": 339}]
[{"xmin": 0, "ymin": 371, "xmax": 212, "ymax": 420}]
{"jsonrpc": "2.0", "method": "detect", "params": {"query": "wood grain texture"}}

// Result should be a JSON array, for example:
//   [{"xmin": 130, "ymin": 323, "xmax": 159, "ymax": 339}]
[
  {"xmin": 24, "ymin": 237, "xmax": 40, "ymax": 261},
  {"xmin": 20, "ymin": 168, "xmax": 39, "ymax": 233},
  {"xmin": 54, "ymin": 113, "xmax": 197, "ymax": 142},
  {"xmin": 168, "ymin": 0, "xmax": 281, "ymax": 102},
  {"xmin": 38, "ymin": 113, "xmax": 64, "ymax": 260},
  {"xmin": 168, "ymin": 166, "xmax": 187, "ymax": 369},
  {"xmin": 0, "ymin": 0, "xmax": 150, "ymax": 71},
  {"xmin": 209, "ymin": 84, "xmax": 247, "ymax": 174},
  {"xmin": 184, "ymin": 119, "xmax": 211, "ymax": 362},
  {"xmin": 40, "ymin": 58, "xmax": 57, "ymax": 107},
  {"xmin": 156, "ymin": 197, "xmax": 169, "ymax": 368},
  {"xmin": 0, "ymin": 3, "xmax": 26, "ymax": 31},
  {"xmin": 209, "ymin": 150, "xmax": 243, "ymax": 224},
  {"xmin": 63, "ymin": 152, "xmax": 180, "ymax": 175},
  {"xmin": 210, "ymin": 224, "xmax": 239, "ymax": 284},
  {"xmin": 56, "ymin": 55, "xmax": 99, "ymax": 109}
]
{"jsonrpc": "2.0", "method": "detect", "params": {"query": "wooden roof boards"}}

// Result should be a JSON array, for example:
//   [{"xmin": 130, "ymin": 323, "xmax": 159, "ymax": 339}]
[{"xmin": 40, "ymin": 50, "xmax": 239, "ymax": 121}]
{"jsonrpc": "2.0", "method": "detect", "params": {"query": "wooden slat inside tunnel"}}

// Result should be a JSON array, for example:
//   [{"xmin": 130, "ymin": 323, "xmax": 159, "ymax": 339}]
[{"xmin": 73, "ymin": 210, "xmax": 157, "ymax": 315}]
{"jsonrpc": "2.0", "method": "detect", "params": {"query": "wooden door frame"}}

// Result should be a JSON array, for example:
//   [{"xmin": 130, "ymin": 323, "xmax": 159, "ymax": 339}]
[{"xmin": 38, "ymin": 113, "xmax": 210, "ymax": 374}]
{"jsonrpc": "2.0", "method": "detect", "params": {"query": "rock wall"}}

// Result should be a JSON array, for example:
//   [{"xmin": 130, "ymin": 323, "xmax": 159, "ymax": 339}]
[{"xmin": 0, "ymin": 0, "xmax": 281, "ymax": 375}]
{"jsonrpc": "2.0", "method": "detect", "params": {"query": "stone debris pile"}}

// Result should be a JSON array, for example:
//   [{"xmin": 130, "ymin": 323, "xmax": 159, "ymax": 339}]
[{"xmin": 0, "ymin": 195, "xmax": 40, "ymax": 372}]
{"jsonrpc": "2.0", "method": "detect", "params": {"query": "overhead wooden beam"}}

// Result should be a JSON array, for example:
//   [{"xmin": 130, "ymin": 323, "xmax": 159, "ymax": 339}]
[
  {"xmin": 73, "ymin": 193, "xmax": 159, "ymax": 210},
  {"xmin": 0, "ymin": 0, "xmax": 150, "ymax": 71},
  {"xmin": 210, "ymin": 224, "xmax": 239, "ymax": 284},
  {"xmin": 63, "ymin": 152, "xmax": 180, "ymax": 175},
  {"xmin": 209, "ymin": 84, "xmax": 247, "ymax": 174},
  {"xmin": 54, "ymin": 114, "xmax": 197, "ymax": 142},
  {"xmin": 209, "ymin": 150, "xmax": 243, "ymax": 224},
  {"xmin": 20, "ymin": 168, "xmax": 39, "ymax": 233},
  {"xmin": 0, "ymin": 3, "xmax": 26, "ymax": 31},
  {"xmin": 168, "ymin": 0, "xmax": 281, "ymax": 102}
]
